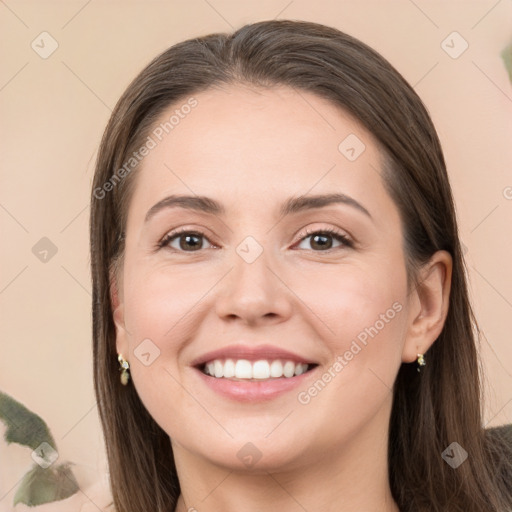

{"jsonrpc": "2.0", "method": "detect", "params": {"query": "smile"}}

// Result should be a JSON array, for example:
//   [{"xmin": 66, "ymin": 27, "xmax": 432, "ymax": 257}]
[{"xmin": 202, "ymin": 359, "xmax": 315, "ymax": 380}]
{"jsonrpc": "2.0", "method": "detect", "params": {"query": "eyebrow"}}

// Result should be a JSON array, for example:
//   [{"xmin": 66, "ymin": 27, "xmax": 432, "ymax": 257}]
[{"xmin": 144, "ymin": 193, "xmax": 372, "ymax": 223}]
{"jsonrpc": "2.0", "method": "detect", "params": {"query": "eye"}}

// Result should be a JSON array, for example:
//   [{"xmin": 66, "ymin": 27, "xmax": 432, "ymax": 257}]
[
  {"xmin": 158, "ymin": 228, "xmax": 215, "ymax": 252},
  {"xmin": 157, "ymin": 227, "xmax": 353, "ymax": 253},
  {"xmin": 294, "ymin": 227, "xmax": 353, "ymax": 251}
]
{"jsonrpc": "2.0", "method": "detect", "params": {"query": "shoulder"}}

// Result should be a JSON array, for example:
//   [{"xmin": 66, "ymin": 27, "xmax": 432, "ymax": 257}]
[
  {"xmin": 485, "ymin": 423, "xmax": 512, "ymax": 446},
  {"xmin": 484, "ymin": 423, "xmax": 512, "ymax": 460},
  {"xmin": 484, "ymin": 423, "xmax": 512, "ymax": 495}
]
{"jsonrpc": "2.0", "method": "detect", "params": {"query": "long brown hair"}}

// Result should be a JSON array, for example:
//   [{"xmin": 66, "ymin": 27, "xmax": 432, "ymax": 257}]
[{"xmin": 90, "ymin": 19, "xmax": 512, "ymax": 511}]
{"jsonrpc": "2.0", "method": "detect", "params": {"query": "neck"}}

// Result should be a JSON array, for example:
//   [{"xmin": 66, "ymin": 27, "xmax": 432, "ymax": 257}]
[
  {"xmin": 173, "ymin": 397, "xmax": 399, "ymax": 512},
  {"xmin": 174, "ymin": 468, "xmax": 399, "ymax": 512}
]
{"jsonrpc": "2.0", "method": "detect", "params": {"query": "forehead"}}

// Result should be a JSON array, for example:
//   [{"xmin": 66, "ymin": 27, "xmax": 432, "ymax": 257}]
[
  {"xmin": 154, "ymin": 84, "xmax": 375, "ymax": 161},
  {"xmin": 126, "ymin": 84, "xmax": 397, "ymax": 228}
]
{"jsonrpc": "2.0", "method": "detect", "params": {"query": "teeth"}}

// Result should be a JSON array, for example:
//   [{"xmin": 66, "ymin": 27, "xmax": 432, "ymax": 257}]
[
  {"xmin": 283, "ymin": 361, "xmax": 295, "ymax": 378},
  {"xmin": 214, "ymin": 360, "xmax": 223, "ymax": 378},
  {"xmin": 235, "ymin": 360, "xmax": 252, "ymax": 379},
  {"xmin": 202, "ymin": 359, "xmax": 311, "ymax": 380},
  {"xmin": 223, "ymin": 359, "xmax": 235, "ymax": 378},
  {"xmin": 270, "ymin": 360, "xmax": 283, "ymax": 377},
  {"xmin": 253, "ymin": 360, "xmax": 270, "ymax": 379}
]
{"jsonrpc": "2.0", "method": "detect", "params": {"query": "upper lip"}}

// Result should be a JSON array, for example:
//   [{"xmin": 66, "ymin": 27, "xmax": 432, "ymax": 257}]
[{"xmin": 190, "ymin": 344, "xmax": 318, "ymax": 367}]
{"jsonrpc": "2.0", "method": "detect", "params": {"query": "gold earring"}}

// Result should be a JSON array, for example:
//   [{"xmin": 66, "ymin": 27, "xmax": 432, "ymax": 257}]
[
  {"xmin": 118, "ymin": 354, "xmax": 130, "ymax": 385},
  {"xmin": 416, "ymin": 353, "xmax": 426, "ymax": 372}
]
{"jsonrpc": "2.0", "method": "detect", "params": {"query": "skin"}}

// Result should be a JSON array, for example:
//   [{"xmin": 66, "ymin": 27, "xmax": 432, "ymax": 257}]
[{"xmin": 111, "ymin": 84, "xmax": 452, "ymax": 512}]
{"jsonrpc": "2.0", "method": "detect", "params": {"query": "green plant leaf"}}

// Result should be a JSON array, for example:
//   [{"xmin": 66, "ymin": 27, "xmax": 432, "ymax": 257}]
[
  {"xmin": 13, "ymin": 463, "xmax": 80, "ymax": 507},
  {"xmin": 502, "ymin": 41, "xmax": 512, "ymax": 83},
  {"xmin": 0, "ymin": 391, "xmax": 55, "ymax": 449}
]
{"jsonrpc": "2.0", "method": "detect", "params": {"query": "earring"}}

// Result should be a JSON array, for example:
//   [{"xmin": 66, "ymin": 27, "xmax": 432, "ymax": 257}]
[
  {"xmin": 118, "ymin": 354, "xmax": 130, "ymax": 385},
  {"xmin": 416, "ymin": 353, "xmax": 426, "ymax": 373}
]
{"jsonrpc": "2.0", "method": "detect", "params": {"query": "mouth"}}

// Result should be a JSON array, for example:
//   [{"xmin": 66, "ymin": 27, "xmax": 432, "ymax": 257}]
[
  {"xmin": 197, "ymin": 358, "xmax": 319, "ymax": 381},
  {"xmin": 190, "ymin": 344, "xmax": 320, "ymax": 401}
]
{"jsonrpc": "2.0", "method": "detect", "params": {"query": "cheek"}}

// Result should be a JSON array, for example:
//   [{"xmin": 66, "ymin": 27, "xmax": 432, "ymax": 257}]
[
  {"xmin": 304, "ymin": 261, "xmax": 406, "ymax": 348},
  {"xmin": 301, "ymin": 261, "xmax": 407, "ymax": 411},
  {"xmin": 120, "ymin": 262, "xmax": 218, "ymax": 431},
  {"xmin": 123, "ymin": 261, "xmax": 209, "ymax": 341},
  {"xmin": 332, "ymin": 285, "xmax": 406, "ymax": 360},
  {"xmin": 122, "ymin": 276, "xmax": 195, "ymax": 438},
  {"xmin": 294, "ymin": 275, "xmax": 406, "ymax": 446}
]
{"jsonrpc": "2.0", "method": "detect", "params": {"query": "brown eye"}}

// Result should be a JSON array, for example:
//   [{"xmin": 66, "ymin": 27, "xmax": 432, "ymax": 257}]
[
  {"xmin": 295, "ymin": 228, "xmax": 353, "ymax": 251},
  {"xmin": 176, "ymin": 233, "xmax": 204, "ymax": 251},
  {"xmin": 310, "ymin": 233, "xmax": 334, "ymax": 250},
  {"xmin": 159, "ymin": 230, "xmax": 211, "ymax": 252}
]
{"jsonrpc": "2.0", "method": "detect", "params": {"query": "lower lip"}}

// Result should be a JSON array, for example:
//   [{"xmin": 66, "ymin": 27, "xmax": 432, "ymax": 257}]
[{"xmin": 193, "ymin": 366, "xmax": 318, "ymax": 402}]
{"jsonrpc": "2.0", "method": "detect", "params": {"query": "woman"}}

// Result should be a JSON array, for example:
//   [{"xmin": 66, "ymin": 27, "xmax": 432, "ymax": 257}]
[{"xmin": 90, "ymin": 19, "xmax": 512, "ymax": 511}]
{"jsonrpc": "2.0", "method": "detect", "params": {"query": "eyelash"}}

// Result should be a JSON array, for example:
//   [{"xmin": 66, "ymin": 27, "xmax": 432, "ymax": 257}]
[
  {"xmin": 299, "ymin": 227, "xmax": 354, "ymax": 250},
  {"xmin": 157, "ymin": 226, "xmax": 354, "ymax": 252}
]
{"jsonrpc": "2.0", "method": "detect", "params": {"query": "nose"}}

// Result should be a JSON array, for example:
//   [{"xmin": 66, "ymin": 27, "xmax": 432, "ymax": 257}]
[{"xmin": 214, "ymin": 241, "xmax": 294, "ymax": 326}]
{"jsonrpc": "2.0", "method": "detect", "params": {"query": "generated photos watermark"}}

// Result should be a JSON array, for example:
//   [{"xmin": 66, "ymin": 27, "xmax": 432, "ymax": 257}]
[
  {"xmin": 297, "ymin": 301, "xmax": 403, "ymax": 405},
  {"xmin": 93, "ymin": 97, "xmax": 198, "ymax": 200}
]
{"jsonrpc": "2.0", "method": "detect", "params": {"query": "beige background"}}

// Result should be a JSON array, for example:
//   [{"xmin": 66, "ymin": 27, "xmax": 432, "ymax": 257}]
[{"xmin": 1, "ymin": 0, "xmax": 511, "ymax": 510}]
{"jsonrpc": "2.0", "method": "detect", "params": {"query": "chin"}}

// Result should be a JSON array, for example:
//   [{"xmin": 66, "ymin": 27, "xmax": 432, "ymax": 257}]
[{"xmin": 173, "ymin": 427, "xmax": 313, "ymax": 473}]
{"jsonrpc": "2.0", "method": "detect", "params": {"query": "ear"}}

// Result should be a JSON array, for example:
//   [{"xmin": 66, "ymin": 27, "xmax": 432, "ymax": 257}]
[
  {"xmin": 401, "ymin": 250, "xmax": 453, "ymax": 363},
  {"xmin": 110, "ymin": 266, "xmax": 129, "ymax": 358}
]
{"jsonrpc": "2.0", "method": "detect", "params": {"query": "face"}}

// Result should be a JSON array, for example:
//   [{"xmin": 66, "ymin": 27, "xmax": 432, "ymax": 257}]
[{"xmin": 113, "ymin": 84, "xmax": 413, "ymax": 471}]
